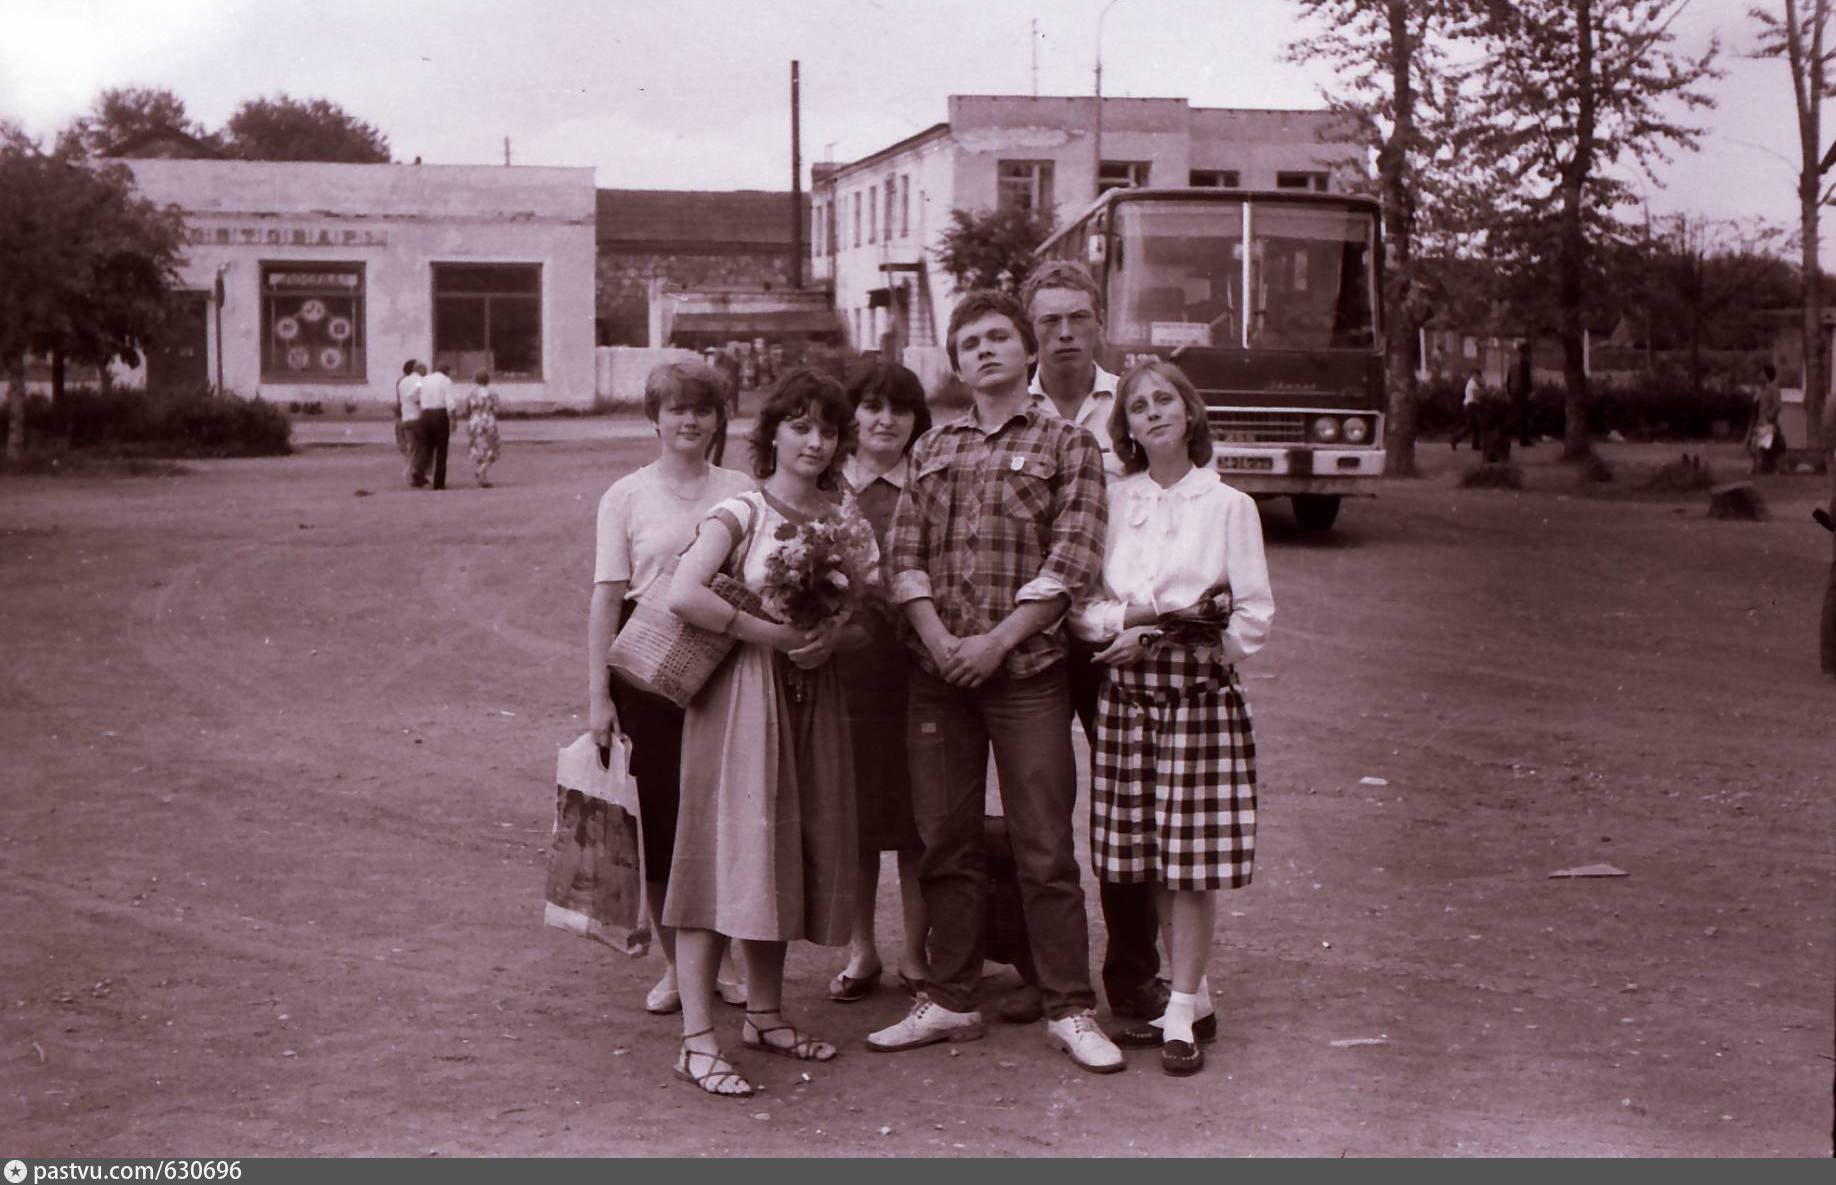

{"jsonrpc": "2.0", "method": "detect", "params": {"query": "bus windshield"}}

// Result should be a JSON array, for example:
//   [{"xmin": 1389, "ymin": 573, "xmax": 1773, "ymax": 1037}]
[{"xmin": 1109, "ymin": 199, "xmax": 1376, "ymax": 351}]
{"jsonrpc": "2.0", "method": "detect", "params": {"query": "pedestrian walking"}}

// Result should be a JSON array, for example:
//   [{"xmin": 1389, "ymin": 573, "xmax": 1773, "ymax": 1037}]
[{"xmin": 464, "ymin": 370, "xmax": 501, "ymax": 487}]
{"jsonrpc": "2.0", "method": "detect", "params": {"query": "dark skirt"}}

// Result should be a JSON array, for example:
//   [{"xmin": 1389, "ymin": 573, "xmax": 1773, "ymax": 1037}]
[
  {"xmin": 835, "ymin": 609, "xmax": 919, "ymax": 853},
  {"xmin": 608, "ymin": 599, "xmax": 687, "ymax": 884}
]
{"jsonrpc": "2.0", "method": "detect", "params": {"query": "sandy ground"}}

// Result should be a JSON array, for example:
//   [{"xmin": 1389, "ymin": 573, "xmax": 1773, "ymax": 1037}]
[{"xmin": 1, "ymin": 427, "xmax": 1831, "ymax": 1157}]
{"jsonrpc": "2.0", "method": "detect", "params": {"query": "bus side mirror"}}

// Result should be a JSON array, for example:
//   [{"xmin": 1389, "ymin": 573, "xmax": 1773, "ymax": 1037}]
[{"xmin": 1087, "ymin": 236, "xmax": 1106, "ymax": 267}]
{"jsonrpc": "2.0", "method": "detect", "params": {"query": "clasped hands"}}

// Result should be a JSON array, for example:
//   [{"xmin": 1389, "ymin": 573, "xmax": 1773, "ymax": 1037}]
[
  {"xmin": 1092, "ymin": 587, "xmax": 1231, "ymax": 667},
  {"xmin": 924, "ymin": 631, "xmax": 1008, "ymax": 687}
]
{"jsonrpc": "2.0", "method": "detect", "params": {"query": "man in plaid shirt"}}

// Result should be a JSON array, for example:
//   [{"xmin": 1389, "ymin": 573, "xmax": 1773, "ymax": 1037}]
[{"xmin": 866, "ymin": 290, "xmax": 1125, "ymax": 1074}]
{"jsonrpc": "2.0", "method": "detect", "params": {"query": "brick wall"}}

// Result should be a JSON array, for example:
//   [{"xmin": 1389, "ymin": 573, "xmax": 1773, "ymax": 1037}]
[{"xmin": 595, "ymin": 248, "xmax": 798, "ymax": 345}]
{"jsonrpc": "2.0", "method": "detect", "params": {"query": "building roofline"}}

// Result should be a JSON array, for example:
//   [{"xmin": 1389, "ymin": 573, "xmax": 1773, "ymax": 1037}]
[{"xmin": 819, "ymin": 122, "xmax": 950, "ymax": 184}]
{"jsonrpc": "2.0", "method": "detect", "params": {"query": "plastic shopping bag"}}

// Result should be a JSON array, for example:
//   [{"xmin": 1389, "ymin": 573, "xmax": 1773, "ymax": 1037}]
[{"xmin": 544, "ymin": 732, "xmax": 650, "ymax": 956}]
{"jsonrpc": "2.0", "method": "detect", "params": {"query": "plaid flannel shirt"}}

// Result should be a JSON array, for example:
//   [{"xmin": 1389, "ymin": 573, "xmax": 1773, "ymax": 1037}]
[{"xmin": 887, "ymin": 404, "xmax": 1108, "ymax": 679}]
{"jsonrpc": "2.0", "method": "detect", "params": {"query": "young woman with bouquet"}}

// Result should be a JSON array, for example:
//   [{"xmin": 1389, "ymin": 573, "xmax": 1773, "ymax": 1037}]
[
  {"xmin": 1070, "ymin": 360, "xmax": 1274, "ymax": 1077},
  {"xmin": 662, "ymin": 369, "xmax": 878, "ymax": 1097}
]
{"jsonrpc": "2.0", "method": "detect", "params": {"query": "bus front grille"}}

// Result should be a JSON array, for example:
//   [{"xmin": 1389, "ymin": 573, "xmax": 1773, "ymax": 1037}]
[{"xmin": 1206, "ymin": 410, "xmax": 1308, "ymax": 444}]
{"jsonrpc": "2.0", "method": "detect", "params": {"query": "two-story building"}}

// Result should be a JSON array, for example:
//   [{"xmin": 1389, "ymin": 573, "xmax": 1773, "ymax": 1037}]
[{"xmin": 810, "ymin": 95, "xmax": 1364, "ymax": 355}]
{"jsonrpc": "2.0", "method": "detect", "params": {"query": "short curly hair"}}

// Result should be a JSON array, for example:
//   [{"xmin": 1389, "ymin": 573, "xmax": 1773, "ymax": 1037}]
[{"xmin": 748, "ymin": 369, "xmax": 856, "ymax": 490}]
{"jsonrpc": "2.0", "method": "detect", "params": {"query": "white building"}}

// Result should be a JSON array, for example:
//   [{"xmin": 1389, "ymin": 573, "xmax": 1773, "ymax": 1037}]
[
  {"xmin": 810, "ymin": 95, "xmax": 1364, "ymax": 355},
  {"xmin": 122, "ymin": 159, "xmax": 597, "ymax": 410}
]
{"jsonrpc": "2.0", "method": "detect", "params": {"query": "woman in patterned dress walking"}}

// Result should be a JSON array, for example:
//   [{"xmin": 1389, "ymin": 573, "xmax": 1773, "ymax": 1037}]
[
  {"xmin": 1071, "ymin": 359, "xmax": 1273, "ymax": 1077},
  {"xmin": 464, "ymin": 370, "xmax": 501, "ymax": 487}
]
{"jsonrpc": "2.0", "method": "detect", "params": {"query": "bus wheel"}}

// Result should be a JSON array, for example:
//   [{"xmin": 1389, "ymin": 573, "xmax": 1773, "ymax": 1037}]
[{"xmin": 1292, "ymin": 494, "xmax": 1341, "ymax": 533}]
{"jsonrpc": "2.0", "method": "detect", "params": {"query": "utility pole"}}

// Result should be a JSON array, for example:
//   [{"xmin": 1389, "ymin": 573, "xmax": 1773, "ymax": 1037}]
[
  {"xmin": 503, "ymin": 137, "xmax": 511, "ymax": 166},
  {"xmin": 1093, "ymin": 0, "xmax": 1122, "ymax": 200},
  {"xmin": 1031, "ymin": 19, "xmax": 1039, "ymax": 96},
  {"xmin": 790, "ymin": 61, "xmax": 803, "ymax": 290}
]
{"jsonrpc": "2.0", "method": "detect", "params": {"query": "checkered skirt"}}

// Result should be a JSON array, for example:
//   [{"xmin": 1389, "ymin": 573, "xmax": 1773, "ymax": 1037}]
[{"xmin": 1091, "ymin": 644, "xmax": 1256, "ymax": 890}]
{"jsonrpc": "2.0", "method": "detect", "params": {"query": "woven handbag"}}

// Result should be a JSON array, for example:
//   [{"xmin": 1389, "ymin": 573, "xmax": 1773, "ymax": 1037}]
[{"xmin": 607, "ymin": 499, "xmax": 765, "ymax": 708}]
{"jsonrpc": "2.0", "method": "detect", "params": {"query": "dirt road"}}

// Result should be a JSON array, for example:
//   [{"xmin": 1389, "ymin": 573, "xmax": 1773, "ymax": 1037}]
[{"xmin": 2, "ymin": 432, "xmax": 1830, "ymax": 1156}]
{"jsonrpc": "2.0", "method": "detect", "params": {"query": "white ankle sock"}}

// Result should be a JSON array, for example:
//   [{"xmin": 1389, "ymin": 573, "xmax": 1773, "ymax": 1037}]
[{"xmin": 1161, "ymin": 991, "xmax": 1199, "ymax": 1044}]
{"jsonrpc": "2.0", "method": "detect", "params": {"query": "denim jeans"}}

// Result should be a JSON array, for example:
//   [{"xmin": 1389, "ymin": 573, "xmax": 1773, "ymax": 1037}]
[{"xmin": 907, "ymin": 662, "xmax": 1095, "ymax": 1018}]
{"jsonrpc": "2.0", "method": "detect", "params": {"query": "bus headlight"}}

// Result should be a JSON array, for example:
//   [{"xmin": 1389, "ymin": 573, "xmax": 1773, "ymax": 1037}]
[
  {"xmin": 1342, "ymin": 417, "xmax": 1370, "ymax": 445},
  {"xmin": 1311, "ymin": 416, "xmax": 1341, "ymax": 443}
]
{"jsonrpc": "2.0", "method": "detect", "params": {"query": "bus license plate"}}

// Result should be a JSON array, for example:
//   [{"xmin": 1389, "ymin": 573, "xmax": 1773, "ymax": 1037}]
[{"xmin": 1219, "ymin": 455, "xmax": 1274, "ymax": 471}]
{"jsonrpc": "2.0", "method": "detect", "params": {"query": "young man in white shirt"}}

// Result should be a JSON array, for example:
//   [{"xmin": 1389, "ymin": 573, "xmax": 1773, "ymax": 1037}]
[
  {"xmin": 1021, "ymin": 261, "xmax": 1170, "ymax": 1027},
  {"xmin": 417, "ymin": 362, "xmax": 457, "ymax": 490},
  {"xmin": 398, "ymin": 360, "xmax": 425, "ymax": 488}
]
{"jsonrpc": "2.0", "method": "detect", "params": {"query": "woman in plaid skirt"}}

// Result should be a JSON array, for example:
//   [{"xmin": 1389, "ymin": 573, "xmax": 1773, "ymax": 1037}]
[{"xmin": 1070, "ymin": 359, "xmax": 1274, "ymax": 1077}]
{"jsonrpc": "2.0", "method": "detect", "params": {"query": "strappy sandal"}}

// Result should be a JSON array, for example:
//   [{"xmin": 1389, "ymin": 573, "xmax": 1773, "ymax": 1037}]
[
  {"xmin": 674, "ymin": 1027, "xmax": 753, "ymax": 1097},
  {"xmin": 741, "ymin": 1010, "xmax": 837, "ymax": 1061}
]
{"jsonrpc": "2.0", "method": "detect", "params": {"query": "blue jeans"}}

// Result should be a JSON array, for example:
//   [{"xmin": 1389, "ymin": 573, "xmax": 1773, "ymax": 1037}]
[{"xmin": 907, "ymin": 662, "xmax": 1095, "ymax": 1018}]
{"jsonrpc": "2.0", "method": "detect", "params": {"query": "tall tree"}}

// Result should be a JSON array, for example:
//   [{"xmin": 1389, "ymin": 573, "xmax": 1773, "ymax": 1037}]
[
  {"xmin": 0, "ymin": 128, "xmax": 186, "ymax": 461},
  {"xmin": 55, "ymin": 86, "xmax": 218, "ymax": 159},
  {"xmin": 1752, "ymin": 0, "xmax": 1834, "ymax": 455},
  {"xmin": 1289, "ymin": 0, "xmax": 1459, "ymax": 478},
  {"xmin": 222, "ymin": 95, "xmax": 391, "ymax": 164},
  {"xmin": 1459, "ymin": 0, "xmax": 1719, "ymax": 459}
]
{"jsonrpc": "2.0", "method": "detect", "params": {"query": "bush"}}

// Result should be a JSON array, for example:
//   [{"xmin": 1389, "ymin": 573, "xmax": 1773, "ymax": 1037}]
[
  {"xmin": 4, "ymin": 384, "xmax": 291, "ymax": 459},
  {"xmin": 1415, "ymin": 374, "xmax": 1753, "ymax": 442}
]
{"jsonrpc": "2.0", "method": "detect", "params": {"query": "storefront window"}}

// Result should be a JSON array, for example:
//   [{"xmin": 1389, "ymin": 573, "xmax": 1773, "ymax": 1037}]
[
  {"xmin": 261, "ymin": 263, "xmax": 365, "ymax": 382},
  {"xmin": 432, "ymin": 263, "xmax": 542, "ymax": 379}
]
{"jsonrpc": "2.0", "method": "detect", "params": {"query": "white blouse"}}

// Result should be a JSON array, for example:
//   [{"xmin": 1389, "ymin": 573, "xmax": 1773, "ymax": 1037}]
[{"xmin": 1071, "ymin": 466, "xmax": 1274, "ymax": 665}]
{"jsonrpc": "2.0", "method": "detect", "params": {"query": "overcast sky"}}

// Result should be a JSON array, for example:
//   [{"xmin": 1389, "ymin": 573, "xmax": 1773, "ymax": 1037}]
[{"xmin": 0, "ymin": 0, "xmax": 1816, "ymax": 256}]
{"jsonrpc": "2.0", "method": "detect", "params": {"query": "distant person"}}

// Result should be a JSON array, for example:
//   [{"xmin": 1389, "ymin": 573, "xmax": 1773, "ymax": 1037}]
[
  {"xmin": 1508, "ymin": 340, "xmax": 1534, "ymax": 447},
  {"xmin": 1750, "ymin": 363, "xmax": 1785, "ymax": 475},
  {"xmin": 417, "ymin": 363, "xmax": 458, "ymax": 491},
  {"xmin": 464, "ymin": 370, "xmax": 501, "ymax": 488},
  {"xmin": 1451, "ymin": 368, "xmax": 1486, "ymax": 453},
  {"xmin": 399, "ymin": 360, "xmax": 426, "ymax": 488},
  {"xmin": 393, "ymin": 359, "xmax": 418, "ymax": 475}
]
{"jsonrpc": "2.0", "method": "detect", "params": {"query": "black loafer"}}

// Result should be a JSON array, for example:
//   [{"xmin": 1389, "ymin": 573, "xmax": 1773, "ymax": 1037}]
[
  {"xmin": 1112, "ymin": 1012, "xmax": 1218, "ymax": 1049},
  {"xmin": 1161, "ymin": 1038, "xmax": 1204, "ymax": 1077}
]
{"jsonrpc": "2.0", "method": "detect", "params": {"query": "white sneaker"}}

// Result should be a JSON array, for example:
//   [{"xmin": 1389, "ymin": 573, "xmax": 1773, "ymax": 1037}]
[
  {"xmin": 1045, "ymin": 1009, "xmax": 1125, "ymax": 1074},
  {"xmin": 865, "ymin": 996, "xmax": 985, "ymax": 1051}
]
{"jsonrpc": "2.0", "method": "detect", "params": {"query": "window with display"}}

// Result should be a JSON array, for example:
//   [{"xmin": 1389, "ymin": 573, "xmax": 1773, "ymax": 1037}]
[
  {"xmin": 432, "ymin": 263, "xmax": 542, "ymax": 379},
  {"xmin": 261, "ymin": 263, "xmax": 365, "ymax": 381}
]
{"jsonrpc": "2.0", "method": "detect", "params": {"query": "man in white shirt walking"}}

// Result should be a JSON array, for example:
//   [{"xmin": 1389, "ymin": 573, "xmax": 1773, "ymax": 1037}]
[
  {"xmin": 397, "ymin": 360, "xmax": 425, "ymax": 488},
  {"xmin": 417, "ymin": 362, "xmax": 458, "ymax": 490},
  {"xmin": 1020, "ymin": 261, "xmax": 1170, "ymax": 1027}
]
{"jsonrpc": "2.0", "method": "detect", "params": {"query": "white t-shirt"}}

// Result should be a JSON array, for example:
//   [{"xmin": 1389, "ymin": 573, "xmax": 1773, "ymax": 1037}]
[
  {"xmin": 1071, "ymin": 466, "xmax": 1274, "ymax": 666},
  {"xmin": 396, "ymin": 373, "xmax": 422, "ymax": 421},
  {"xmin": 1463, "ymin": 376, "xmax": 1483, "ymax": 407},
  {"xmin": 593, "ymin": 462, "xmax": 755, "ymax": 601}
]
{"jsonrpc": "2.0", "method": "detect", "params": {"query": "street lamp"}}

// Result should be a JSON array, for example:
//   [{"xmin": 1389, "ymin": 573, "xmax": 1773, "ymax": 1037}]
[{"xmin": 1093, "ymin": 0, "xmax": 1123, "ymax": 201}]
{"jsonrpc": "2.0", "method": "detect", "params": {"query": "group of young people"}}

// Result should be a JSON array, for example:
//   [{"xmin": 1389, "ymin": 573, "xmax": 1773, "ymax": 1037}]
[
  {"xmin": 394, "ymin": 359, "xmax": 501, "ymax": 489},
  {"xmin": 586, "ymin": 261, "xmax": 1274, "ymax": 1098}
]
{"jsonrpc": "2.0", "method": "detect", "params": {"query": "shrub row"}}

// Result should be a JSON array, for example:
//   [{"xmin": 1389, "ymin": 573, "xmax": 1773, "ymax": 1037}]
[
  {"xmin": 1413, "ymin": 376, "xmax": 1756, "ymax": 442},
  {"xmin": 3, "ymin": 385, "xmax": 292, "ymax": 458}
]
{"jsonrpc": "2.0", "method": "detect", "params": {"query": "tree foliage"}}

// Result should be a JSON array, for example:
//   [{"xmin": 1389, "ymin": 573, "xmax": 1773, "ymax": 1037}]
[
  {"xmin": 1288, "ymin": 0, "xmax": 1462, "ymax": 476},
  {"xmin": 0, "ymin": 130, "xmax": 186, "ymax": 460},
  {"xmin": 1751, "ymin": 0, "xmax": 1835, "ymax": 454},
  {"xmin": 222, "ymin": 95, "xmax": 391, "ymax": 164},
  {"xmin": 934, "ymin": 206, "xmax": 1055, "ymax": 295},
  {"xmin": 1453, "ymin": 0, "xmax": 1721, "ymax": 459},
  {"xmin": 55, "ymin": 86, "xmax": 218, "ymax": 159}
]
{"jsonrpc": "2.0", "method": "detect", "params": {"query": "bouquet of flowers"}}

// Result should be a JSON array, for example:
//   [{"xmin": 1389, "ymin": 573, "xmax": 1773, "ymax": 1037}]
[{"xmin": 760, "ymin": 498, "xmax": 879, "ymax": 696}]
